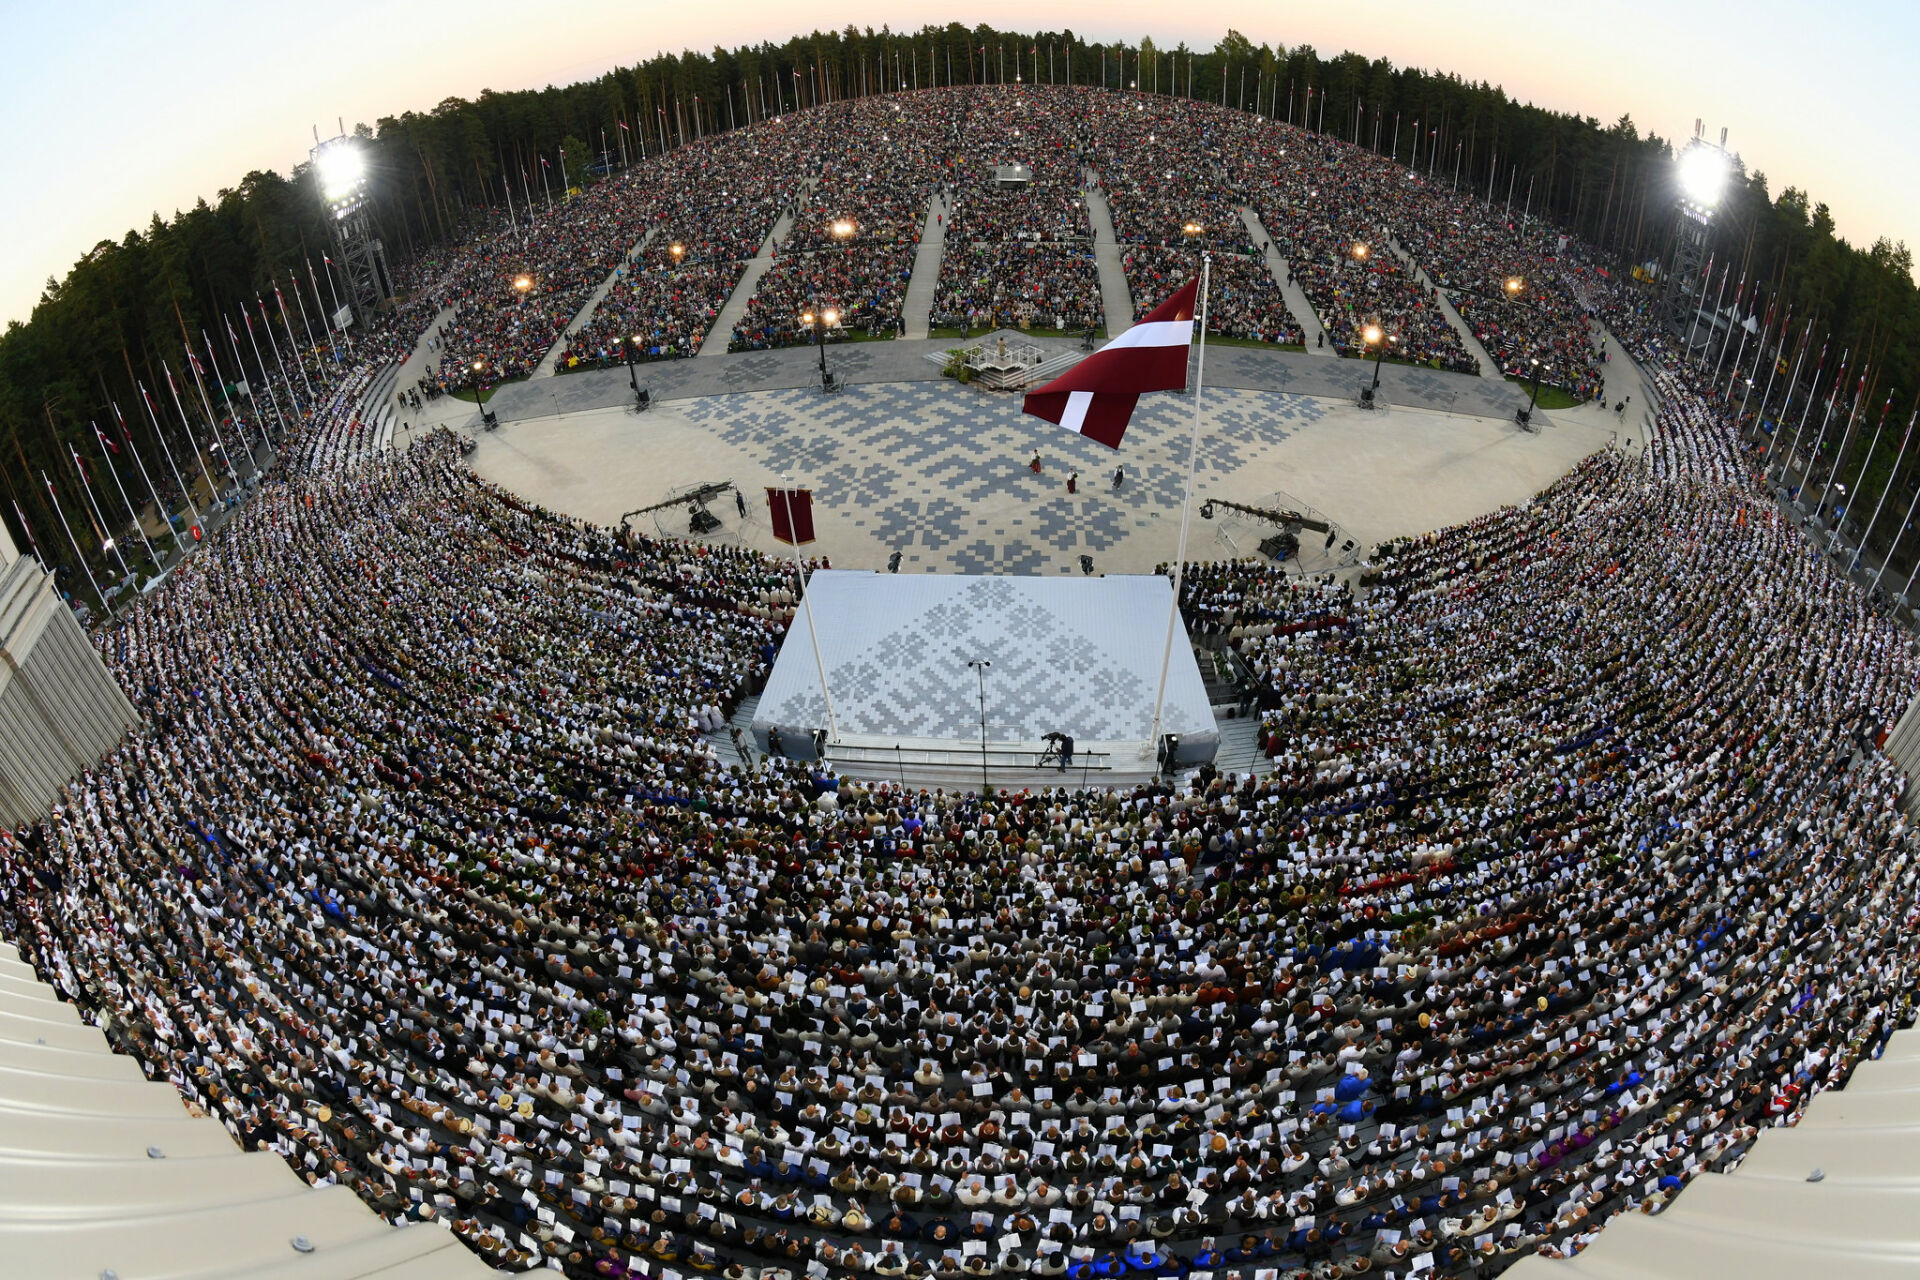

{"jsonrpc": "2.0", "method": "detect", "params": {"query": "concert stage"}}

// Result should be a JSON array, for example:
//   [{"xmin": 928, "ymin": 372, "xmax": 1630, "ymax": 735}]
[{"xmin": 751, "ymin": 571, "xmax": 1218, "ymax": 772}]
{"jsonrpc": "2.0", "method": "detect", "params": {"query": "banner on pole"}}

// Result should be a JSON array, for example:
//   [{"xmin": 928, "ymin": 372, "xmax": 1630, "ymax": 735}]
[{"xmin": 767, "ymin": 488, "xmax": 815, "ymax": 545}]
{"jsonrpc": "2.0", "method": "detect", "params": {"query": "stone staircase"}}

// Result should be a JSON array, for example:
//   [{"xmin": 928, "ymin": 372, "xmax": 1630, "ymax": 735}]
[{"xmin": 1211, "ymin": 712, "xmax": 1269, "ymax": 779}]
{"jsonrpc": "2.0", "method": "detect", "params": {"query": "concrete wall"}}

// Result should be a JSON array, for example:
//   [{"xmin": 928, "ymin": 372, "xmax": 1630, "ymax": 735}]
[{"xmin": 0, "ymin": 557, "xmax": 139, "ymax": 828}]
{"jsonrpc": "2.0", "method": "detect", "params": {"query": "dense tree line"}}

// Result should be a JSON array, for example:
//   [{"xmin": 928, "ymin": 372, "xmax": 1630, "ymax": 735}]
[{"xmin": 4, "ymin": 24, "xmax": 1916, "ymax": 597}]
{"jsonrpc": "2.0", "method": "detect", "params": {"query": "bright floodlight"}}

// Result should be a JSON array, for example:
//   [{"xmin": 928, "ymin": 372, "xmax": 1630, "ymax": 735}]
[
  {"xmin": 316, "ymin": 142, "xmax": 367, "ymax": 203},
  {"xmin": 823, "ymin": 308, "xmax": 840, "ymax": 327},
  {"xmin": 1678, "ymin": 144, "xmax": 1729, "ymax": 210},
  {"xmin": 1362, "ymin": 323, "xmax": 1383, "ymax": 346}
]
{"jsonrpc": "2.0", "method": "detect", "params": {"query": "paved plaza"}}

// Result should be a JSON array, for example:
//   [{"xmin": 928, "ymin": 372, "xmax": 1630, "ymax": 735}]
[{"xmin": 462, "ymin": 348, "xmax": 1631, "ymax": 576}]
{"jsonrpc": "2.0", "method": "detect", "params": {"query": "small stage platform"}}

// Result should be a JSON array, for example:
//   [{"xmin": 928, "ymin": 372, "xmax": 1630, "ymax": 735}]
[{"xmin": 752, "ymin": 571, "xmax": 1218, "ymax": 773}]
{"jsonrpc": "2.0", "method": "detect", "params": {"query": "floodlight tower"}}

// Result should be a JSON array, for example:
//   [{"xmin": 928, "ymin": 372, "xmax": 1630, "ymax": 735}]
[
  {"xmin": 1665, "ymin": 125, "xmax": 1731, "ymax": 347},
  {"xmin": 311, "ymin": 133, "xmax": 393, "ymax": 330}
]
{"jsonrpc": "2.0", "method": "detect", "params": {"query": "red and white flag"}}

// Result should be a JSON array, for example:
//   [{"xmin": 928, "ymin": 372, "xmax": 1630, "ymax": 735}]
[
  {"xmin": 1022, "ymin": 279, "xmax": 1197, "ymax": 449},
  {"xmin": 94, "ymin": 422, "xmax": 119, "ymax": 455}
]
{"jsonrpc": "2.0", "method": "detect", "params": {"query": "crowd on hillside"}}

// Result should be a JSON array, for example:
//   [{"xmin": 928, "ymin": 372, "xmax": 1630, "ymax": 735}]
[
  {"xmin": 421, "ymin": 180, "xmax": 650, "ymax": 390},
  {"xmin": 931, "ymin": 89, "xmax": 1102, "ymax": 335},
  {"xmin": 730, "ymin": 244, "xmax": 916, "ymax": 350},
  {"xmin": 560, "ymin": 258, "xmax": 744, "ymax": 368},
  {"xmin": 935, "ymin": 243, "xmax": 1103, "ymax": 335},
  {"xmin": 7, "ymin": 83, "xmax": 1917, "ymax": 1280},
  {"xmin": 1123, "ymin": 247, "xmax": 1302, "ymax": 345}
]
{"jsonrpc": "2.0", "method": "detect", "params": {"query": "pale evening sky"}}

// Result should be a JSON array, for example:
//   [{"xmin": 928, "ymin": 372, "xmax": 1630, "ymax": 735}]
[{"xmin": 1, "ymin": 0, "xmax": 1911, "ymax": 329}]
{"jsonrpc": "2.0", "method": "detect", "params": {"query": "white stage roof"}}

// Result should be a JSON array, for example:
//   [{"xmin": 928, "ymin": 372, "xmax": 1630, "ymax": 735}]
[{"xmin": 753, "ymin": 571, "xmax": 1218, "ymax": 764}]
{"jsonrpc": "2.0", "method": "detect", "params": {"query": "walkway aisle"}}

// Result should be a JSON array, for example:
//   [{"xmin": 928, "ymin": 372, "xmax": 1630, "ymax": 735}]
[
  {"xmin": 385, "ymin": 306, "xmax": 456, "ymax": 448},
  {"xmin": 1389, "ymin": 238, "xmax": 1499, "ymax": 379},
  {"xmin": 1239, "ymin": 207, "xmax": 1332, "ymax": 356},
  {"xmin": 1082, "ymin": 170, "xmax": 1134, "ymax": 335},
  {"xmin": 532, "ymin": 229, "xmax": 657, "ymax": 378},
  {"xmin": 900, "ymin": 192, "xmax": 950, "ymax": 340},
  {"xmin": 699, "ymin": 212, "xmax": 794, "ymax": 359}
]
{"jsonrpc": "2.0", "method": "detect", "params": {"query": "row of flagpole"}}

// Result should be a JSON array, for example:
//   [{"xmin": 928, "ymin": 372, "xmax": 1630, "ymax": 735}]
[
  {"xmin": 7, "ymin": 254, "xmax": 367, "ymax": 621},
  {"xmin": 1679, "ymin": 253, "xmax": 1920, "ymax": 600}
]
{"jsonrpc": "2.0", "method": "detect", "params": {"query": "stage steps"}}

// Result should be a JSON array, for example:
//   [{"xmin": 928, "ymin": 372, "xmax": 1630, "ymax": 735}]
[
  {"xmin": 701, "ymin": 695, "xmax": 761, "ymax": 771},
  {"xmin": 1212, "ymin": 711, "xmax": 1270, "ymax": 779}
]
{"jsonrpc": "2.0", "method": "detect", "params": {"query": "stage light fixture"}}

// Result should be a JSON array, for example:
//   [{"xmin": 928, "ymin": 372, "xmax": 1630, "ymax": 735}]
[
  {"xmin": 316, "ymin": 142, "xmax": 367, "ymax": 205},
  {"xmin": 1678, "ymin": 143, "xmax": 1729, "ymax": 211}
]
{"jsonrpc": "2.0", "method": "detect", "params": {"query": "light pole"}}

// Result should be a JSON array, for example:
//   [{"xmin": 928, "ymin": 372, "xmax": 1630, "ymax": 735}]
[
  {"xmin": 621, "ymin": 333, "xmax": 647, "ymax": 400},
  {"xmin": 800, "ymin": 305, "xmax": 841, "ymax": 390},
  {"xmin": 1362, "ymin": 322, "xmax": 1395, "ymax": 399},
  {"xmin": 967, "ymin": 659, "xmax": 991, "ymax": 796},
  {"xmin": 470, "ymin": 358, "xmax": 497, "ymax": 429},
  {"xmin": 1517, "ymin": 357, "xmax": 1546, "ymax": 429}
]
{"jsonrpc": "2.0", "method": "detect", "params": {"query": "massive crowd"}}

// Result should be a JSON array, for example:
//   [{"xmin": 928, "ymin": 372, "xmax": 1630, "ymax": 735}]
[
  {"xmin": 6, "ymin": 82, "xmax": 1917, "ymax": 1280},
  {"xmin": 931, "ymin": 88, "xmax": 1104, "ymax": 334},
  {"xmin": 1123, "ymin": 247, "xmax": 1302, "ymax": 345}
]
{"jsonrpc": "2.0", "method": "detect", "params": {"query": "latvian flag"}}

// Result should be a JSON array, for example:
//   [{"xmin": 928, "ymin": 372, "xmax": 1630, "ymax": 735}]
[{"xmin": 1022, "ymin": 278, "xmax": 1196, "ymax": 449}]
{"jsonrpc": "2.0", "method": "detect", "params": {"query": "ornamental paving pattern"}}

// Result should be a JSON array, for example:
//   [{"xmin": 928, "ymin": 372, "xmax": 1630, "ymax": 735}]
[{"xmin": 465, "ymin": 366, "xmax": 1626, "ymax": 576}]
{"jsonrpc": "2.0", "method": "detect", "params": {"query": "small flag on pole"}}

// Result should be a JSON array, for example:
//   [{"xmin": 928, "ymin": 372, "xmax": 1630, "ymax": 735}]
[
  {"xmin": 767, "ymin": 488, "xmax": 815, "ymax": 545},
  {"xmin": 95, "ymin": 422, "xmax": 120, "ymax": 455},
  {"xmin": 1022, "ymin": 279, "xmax": 1198, "ymax": 449}
]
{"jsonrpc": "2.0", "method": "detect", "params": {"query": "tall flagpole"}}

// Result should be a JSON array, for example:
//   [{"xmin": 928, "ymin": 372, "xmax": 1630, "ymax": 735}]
[
  {"xmin": 206, "ymin": 329, "xmax": 267, "ymax": 464},
  {"xmin": 1780, "ymin": 346, "xmax": 1839, "ymax": 486},
  {"xmin": 1803, "ymin": 365, "xmax": 1865, "ymax": 507},
  {"xmin": 165, "ymin": 361, "xmax": 225, "ymax": 496},
  {"xmin": 253, "ymin": 305, "xmax": 303, "ymax": 431},
  {"xmin": 306, "ymin": 258, "xmax": 338, "ymax": 368},
  {"xmin": 186, "ymin": 342, "xmax": 252, "ymax": 475},
  {"xmin": 114, "ymin": 399, "xmax": 183, "ymax": 554},
  {"xmin": 1827, "ymin": 393, "xmax": 1892, "ymax": 544},
  {"xmin": 317, "ymin": 256, "xmax": 356, "ymax": 358},
  {"xmin": 1856, "ymin": 408, "xmax": 1915, "ymax": 573},
  {"xmin": 1756, "ymin": 312, "xmax": 1798, "ymax": 458},
  {"xmin": 1711, "ymin": 273, "xmax": 1744, "ymax": 382},
  {"xmin": 1682, "ymin": 255, "xmax": 1715, "ymax": 356},
  {"xmin": 138, "ymin": 381, "xmax": 201, "ymax": 532},
  {"xmin": 197, "ymin": 333, "xmax": 259, "ymax": 468},
  {"xmin": 287, "ymin": 276, "xmax": 326, "ymax": 396},
  {"xmin": 275, "ymin": 282, "xmax": 315, "ymax": 409},
  {"xmin": 1768, "ymin": 332, "xmax": 1819, "ymax": 470},
  {"xmin": 1873, "ymin": 418, "xmax": 1920, "ymax": 595},
  {"xmin": 92, "ymin": 421, "xmax": 157, "ymax": 567},
  {"xmin": 780, "ymin": 482, "xmax": 838, "ymax": 746},
  {"xmin": 68, "ymin": 443, "xmax": 130, "ymax": 579},
  {"xmin": 1148, "ymin": 254, "xmax": 1211, "ymax": 766},
  {"xmin": 10, "ymin": 498, "xmax": 48, "ymax": 568},
  {"xmin": 43, "ymin": 471, "xmax": 112, "ymax": 620}
]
